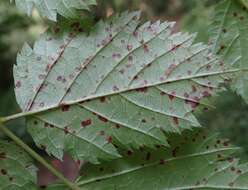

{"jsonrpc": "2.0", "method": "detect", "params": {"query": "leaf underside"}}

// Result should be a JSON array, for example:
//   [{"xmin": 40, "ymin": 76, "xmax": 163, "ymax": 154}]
[
  {"xmin": 14, "ymin": 11, "xmax": 230, "ymax": 163},
  {"xmin": 210, "ymin": 0, "xmax": 248, "ymax": 102},
  {"xmin": 13, "ymin": 0, "xmax": 97, "ymax": 21},
  {"xmin": 46, "ymin": 130, "xmax": 248, "ymax": 190},
  {"xmin": 0, "ymin": 141, "xmax": 37, "ymax": 190}
]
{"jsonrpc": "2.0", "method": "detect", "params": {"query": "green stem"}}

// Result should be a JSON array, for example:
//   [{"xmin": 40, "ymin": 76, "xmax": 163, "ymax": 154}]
[{"xmin": 0, "ymin": 122, "xmax": 81, "ymax": 190}]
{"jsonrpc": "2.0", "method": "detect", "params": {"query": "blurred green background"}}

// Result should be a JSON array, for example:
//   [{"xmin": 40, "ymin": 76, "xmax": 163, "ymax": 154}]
[{"xmin": 1, "ymin": 0, "xmax": 248, "ymax": 160}]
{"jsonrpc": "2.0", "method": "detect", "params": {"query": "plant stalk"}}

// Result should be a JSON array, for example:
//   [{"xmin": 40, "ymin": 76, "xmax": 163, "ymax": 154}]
[{"xmin": 0, "ymin": 121, "xmax": 80, "ymax": 190}]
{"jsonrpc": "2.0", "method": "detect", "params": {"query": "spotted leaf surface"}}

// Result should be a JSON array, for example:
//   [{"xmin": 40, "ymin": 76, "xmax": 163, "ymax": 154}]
[
  {"xmin": 47, "ymin": 130, "xmax": 248, "ymax": 190},
  {"xmin": 14, "ymin": 12, "xmax": 230, "ymax": 163},
  {"xmin": 210, "ymin": 0, "xmax": 248, "ymax": 102},
  {"xmin": 13, "ymin": 0, "xmax": 97, "ymax": 21},
  {"xmin": 0, "ymin": 141, "xmax": 37, "ymax": 190}
]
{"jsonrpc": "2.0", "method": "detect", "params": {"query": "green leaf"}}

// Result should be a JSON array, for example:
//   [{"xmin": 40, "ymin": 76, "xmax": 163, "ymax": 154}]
[
  {"xmin": 210, "ymin": 0, "xmax": 248, "ymax": 102},
  {"xmin": 12, "ymin": 0, "xmax": 97, "ymax": 21},
  {"xmin": 14, "ymin": 11, "xmax": 231, "ymax": 163},
  {"xmin": 46, "ymin": 130, "xmax": 248, "ymax": 190},
  {"xmin": 0, "ymin": 140, "xmax": 37, "ymax": 190}
]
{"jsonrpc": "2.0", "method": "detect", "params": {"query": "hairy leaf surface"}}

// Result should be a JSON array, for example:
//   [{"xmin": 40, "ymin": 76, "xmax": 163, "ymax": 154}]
[
  {"xmin": 210, "ymin": 0, "xmax": 248, "ymax": 102},
  {"xmin": 13, "ymin": 0, "xmax": 96, "ymax": 21},
  {"xmin": 46, "ymin": 130, "xmax": 248, "ymax": 190},
  {"xmin": 14, "ymin": 11, "xmax": 230, "ymax": 163},
  {"xmin": 0, "ymin": 141, "xmax": 37, "ymax": 190}
]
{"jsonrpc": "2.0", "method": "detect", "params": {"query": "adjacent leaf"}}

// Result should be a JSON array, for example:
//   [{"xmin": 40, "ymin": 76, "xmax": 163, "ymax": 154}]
[
  {"xmin": 0, "ymin": 140, "xmax": 37, "ymax": 190},
  {"xmin": 210, "ymin": 0, "xmax": 248, "ymax": 102},
  {"xmin": 13, "ymin": 0, "xmax": 97, "ymax": 21},
  {"xmin": 47, "ymin": 130, "xmax": 248, "ymax": 190},
  {"xmin": 14, "ymin": 11, "xmax": 230, "ymax": 163}
]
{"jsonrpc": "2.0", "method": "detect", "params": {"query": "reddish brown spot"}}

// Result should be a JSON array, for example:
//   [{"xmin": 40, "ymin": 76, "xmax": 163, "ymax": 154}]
[
  {"xmin": 160, "ymin": 91, "xmax": 166, "ymax": 96},
  {"xmin": 59, "ymin": 45, "xmax": 65, "ymax": 49},
  {"xmin": 240, "ymin": 16, "xmax": 244, "ymax": 21},
  {"xmin": 165, "ymin": 64, "xmax": 176, "ymax": 76},
  {"xmin": 112, "ymin": 53, "xmax": 121, "ymax": 59},
  {"xmin": 127, "ymin": 44, "xmax": 133, "ymax": 51},
  {"xmin": 98, "ymin": 130, "xmax": 105, "ymax": 136},
  {"xmin": 168, "ymin": 91, "xmax": 176, "ymax": 101},
  {"xmin": 136, "ymin": 87, "xmax": 148, "ymax": 93},
  {"xmin": 202, "ymin": 91, "xmax": 211, "ymax": 97},
  {"xmin": 227, "ymin": 157, "xmax": 234, "ymax": 163},
  {"xmin": 184, "ymin": 92, "xmax": 189, "ymax": 98},
  {"xmin": 133, "ymin": 31, "xmax": 138, "ymax": 38},
  {"xmin": 172, "ymin": 146, "xmax": 179, "ymax": 157},
  {"xmin": 81, "ymin": 119, "xmax": 92, "ymax": 128},
  {"xmin": 171, "ymin": 44, "xmax": 181, "ymax": 51},
  {"xmin": 220, "ymin": 44, "xmax": 225, "ymax": 50},
  {"xmin": 71, "ymin": 22, "xmax": 80, "ymax": 28},
  {"xmin": 0, "ymin": 152, "xmax": 6, "ymax": 159},
  {"xmin": 76, "ymin": 160, "xmax": 81, "ymax": 166},
  {"xmin": 54, "ymin": 27, "xmax": 60, "ymax": 33},
  {"xmin": 44, "ymin": 123, "xmax": 49, "ymax": 128},
  {"xmin": 45, "ymin": 64, "xmax": 51, "ymax": 72},
  {"xmin": 100, "ymin": 96, "xmax": 106, "ymax": 103},
  {"xmin": 146, "ymin": 152, "xmax": 151, "ymax": 161},
  {"xmin": 233, "ymin": 12, "xmax": 237, "ymax": 17},
  {"xmin": 143, "ymin": 44, "xmax": 149, "ymax": 53},
  {"xmin": 127, "ymin": 150, "xmax": 133, "ymax": 156},
  {"xmin": 172, "ymin": 117, "xmax": 179, "ymax": 125},
  {"xmin": 159, "ymin": 159, "xmax": 165, "ymax": 165},
  {"xmin": 156, "ymin": 145, "xmax": 161, "ymax": 149},
  {"xmin": 237, "ymin": 169, "xmax": 242, "ymax": 174},
  {"xmin": 128, "ymin": 55, "xmax": 133, "ymax": 61},
  {"xmin": 15, "ymin": 81, "xmax": 21, "ymax": 88},
  {"xmin": 191, "ymin": 85, "xmax": 197, "ymax": 92},
  {"xmin": 206, "ymin": 64, "xmax": 211, "ymax": 70},
  {"xmin": 106, "ymin": 136, "xmax": 113, "ymax": 143},
  {"xmin": 185, "ymin": 99, "xmax": 199, "ymax": 109},
  {"xmin": 141, "ymin": 119, "xmax": 146, "ymax": 123},
  {"xmin": 119, "ymin": 69, "xmax": 125, "ymax": 74},
  {"xmin": 115, "ymin": 124, "xmax": 121, "ymax": 129},
  {"xmin": 223, "ymin": 141, "xmax": 229, "ymax": 147},
  {"xmin": 64, "ymin": 127, "xmax": 69, "ymax": 134},
  {"xmin": 112, "ymin": 85, "xmax": 119, "ymax": 91},
  {"xmin": 1, "ymin": 169, "xmax": 7, "ymax": 175},
  {"xmin": 231, "ymin": 167, "xmax": 235, "ymax": 171},
  {"xmin": 61, "ymin": 104, "xmax": 70, "ymax": 112},
  {"xmin": 98, "ymin": 115, "xmax": 108, "ymax": 123}
]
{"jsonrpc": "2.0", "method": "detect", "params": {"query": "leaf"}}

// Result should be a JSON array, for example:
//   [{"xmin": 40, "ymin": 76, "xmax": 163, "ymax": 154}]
[
  {"xmin": 210, "ymin": 0, "xmax": 248, "ymax": 102},
  {"xmin": 13, "ymin": 0, "xmax": 97, "ymax": 21},
  {"xmin": 0, "ymin": 140, "xmax": 37, "ymax": 190},
  {"xmin": 14, "ymin": 11, "xmax": 231, "ymax": 163},
  {"xmin": 46, "ymin": 130, "xmax": 248, "ymax": 190}
]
